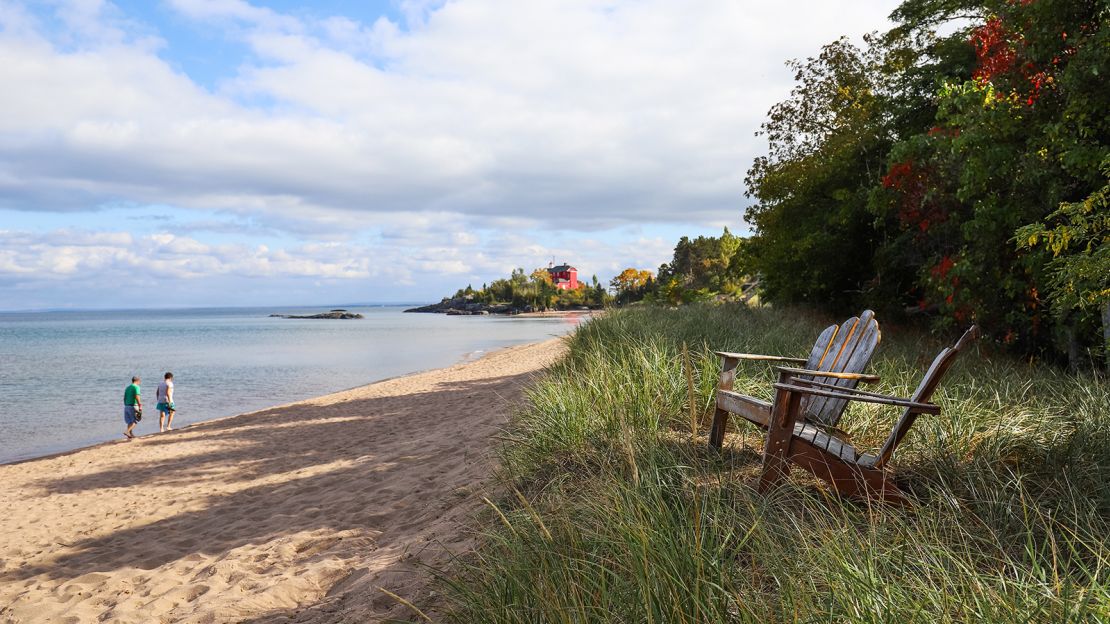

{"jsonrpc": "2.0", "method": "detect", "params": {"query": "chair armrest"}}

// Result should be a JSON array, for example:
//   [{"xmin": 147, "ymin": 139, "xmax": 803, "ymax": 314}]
[
  {"xmin": 772, "ymin": 383, "xmax": 940, "ymax": 414},
  {"xmin": 714, "ymin": 352, "xmax": 808, "ymax": 364},
  {"xmin": 790, "ymin": 378, "xmax": 905, "ymax": 401},
  {"xmin": 775, "ymin": 366, "xmax": 881, "ymax": 383}
]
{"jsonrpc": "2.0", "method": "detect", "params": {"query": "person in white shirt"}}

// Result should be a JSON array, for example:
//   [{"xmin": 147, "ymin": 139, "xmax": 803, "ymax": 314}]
[{"xmin": 156, "ymin": 372, "xmax": 176, "ymax": 432}]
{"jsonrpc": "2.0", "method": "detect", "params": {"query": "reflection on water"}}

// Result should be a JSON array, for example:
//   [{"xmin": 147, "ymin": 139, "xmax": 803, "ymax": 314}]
[{"xmin": 0, "ymin": 306, "xmax": 583, "ymax": 463}]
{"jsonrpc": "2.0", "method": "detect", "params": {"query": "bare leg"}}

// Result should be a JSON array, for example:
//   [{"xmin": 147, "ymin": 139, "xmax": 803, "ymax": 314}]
[
  {"xmin": 159, "ymin": 411, "xmax": 166, "ymax": 432},
  {"xmin": 166, "ymin": 410, "xmax": 175, "ymax": 431},
  {"xmin": 124, "ymin": 421, "xmax": 136, "ymax": 439}
]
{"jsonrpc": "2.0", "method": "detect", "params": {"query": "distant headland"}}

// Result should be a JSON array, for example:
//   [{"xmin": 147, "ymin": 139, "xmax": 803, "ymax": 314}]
[
  {"xmin": 406, "ymin": 262, "xmax": 604, "ymax": 315},
  {"xmin": 269, "ymin": 309, "xmax": 364, "ymax": 319}
]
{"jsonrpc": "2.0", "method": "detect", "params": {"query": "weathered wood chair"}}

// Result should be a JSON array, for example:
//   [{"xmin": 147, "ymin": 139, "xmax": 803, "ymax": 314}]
[
  {"xmin": 709, "ymin": 310, "xmax": 881, "ymax": 450},
  {"xmin": 758, "ymin": 326, "xmax": 980, "ymax": 503}
]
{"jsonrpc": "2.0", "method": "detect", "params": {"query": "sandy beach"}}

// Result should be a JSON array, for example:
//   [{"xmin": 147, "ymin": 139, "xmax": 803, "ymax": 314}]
[{"xmin": 0, "ymin": 338, "xmax": 564, "ymax": 623}]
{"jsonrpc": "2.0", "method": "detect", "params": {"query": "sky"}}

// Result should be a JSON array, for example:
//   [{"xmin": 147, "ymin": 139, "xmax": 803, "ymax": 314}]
[{"xmin": 0, "ymin": 0, "xmax": 901, "ymax": 310}]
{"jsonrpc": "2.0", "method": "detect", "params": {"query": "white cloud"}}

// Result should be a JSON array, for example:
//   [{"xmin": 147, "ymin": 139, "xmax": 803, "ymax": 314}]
[
  {"xmin": 0, "ymin": 0, "xmax": 900, "ymax": 307},
  {"xmin": 451, "ymin": 231, "xmax": 479, "ymax": 246},
  {"xmin": 0, "ymin": 0, "xmax": 899, "ymax": 231},
  {"xmin": 0, "ymin": 229, "xmax": 372, "ymax": 281},
  {"xmin": 0, "ymin": 222, "xmax": 677, "ymax": 307},
  {"xmin": 165, "ymin": 0, "xmax": 299, "ymax": 31}
]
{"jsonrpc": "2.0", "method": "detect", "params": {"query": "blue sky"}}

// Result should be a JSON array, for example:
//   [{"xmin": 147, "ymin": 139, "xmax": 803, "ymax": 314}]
[{"xmin": 0, "ymin": 0, "xmax": 898, "ymax": 310}]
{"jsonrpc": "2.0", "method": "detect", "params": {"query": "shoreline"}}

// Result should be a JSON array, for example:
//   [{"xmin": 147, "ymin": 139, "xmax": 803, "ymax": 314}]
[
  {"xmin": 513, "ymin": 309, "xmax": 595, "ymax": 318},
  {"xmin": 1, "ymin": 335, "xmax": 567, "ymax": 468},
  {"xmin": 0, "ymin": 336, "xmax": 565, "ymax": 622}
]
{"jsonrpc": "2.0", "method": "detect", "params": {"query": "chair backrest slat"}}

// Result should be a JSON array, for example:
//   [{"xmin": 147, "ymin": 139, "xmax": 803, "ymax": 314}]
[
  {"xmin": 871, "ymin": 326, "xmax": 979, "ymax": 468},
  {"xmin": 791, "ymin": 324, "xmax": 838, "ymax": 402},
  {"xmin": 799, "ymin": 310, "xmax": 880, "ymax": 427},
  {"xmin": 802, "ymin": 325, "xmax": 839, "ymax": 370},
  {"xmin": 804, "ymin": 311, "xmax": 880, "ymax": 426}
]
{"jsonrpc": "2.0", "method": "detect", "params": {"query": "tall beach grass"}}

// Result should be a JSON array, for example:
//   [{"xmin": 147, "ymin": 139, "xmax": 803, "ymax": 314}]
[{"xmin": 442, "ymin": 305, "xmax": 1109, "ymax": 622}]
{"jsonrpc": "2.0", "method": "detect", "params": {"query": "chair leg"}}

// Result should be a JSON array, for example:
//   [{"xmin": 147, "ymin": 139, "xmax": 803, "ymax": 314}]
[
  {"xmin": 708, "ymin": 407, "xmax": 729, "ymax": 450},
  {"xmin": 758, "ymin": 448, "xmax": 791, "ymax": 492},
  {"xmin": 710, "ymin": 356, "xmax": 740, "ymax": 451},
  {"xmin": 758, "ymin": 388, "xmax": 801, "ymax": 492},
  {"xmin": 786, "ymin": 447, "xmax": 910, "ymax": 505},
  {"xmin": 860, "ymin": 469, "xmax": 909, "ymax": 505},
  {"xmin": 831, "ymin": 467, "xmax": 909, "ymax": 505}
]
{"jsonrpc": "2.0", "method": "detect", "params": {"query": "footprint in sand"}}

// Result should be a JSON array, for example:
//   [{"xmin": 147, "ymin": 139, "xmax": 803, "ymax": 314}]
[
  {"xmin": 67, "ymin": 572, "xmax": 112, "ymax": 586},
  {"xmin": 160, "ymin": 583, "xmax": 210, "ymax": 605}
]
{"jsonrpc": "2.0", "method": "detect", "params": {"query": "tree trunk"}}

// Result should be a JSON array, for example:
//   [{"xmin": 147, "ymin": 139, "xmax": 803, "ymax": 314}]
[
  {"xmin": 1102, "ymin": 300, "xmax": 1110, "ymax": 371},
  {"xmin": 1067, "ymin": 323, "xmax": 1081, "ymax": 373}
]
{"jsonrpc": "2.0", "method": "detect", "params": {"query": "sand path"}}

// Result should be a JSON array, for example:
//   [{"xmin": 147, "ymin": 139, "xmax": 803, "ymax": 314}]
[{"xmin": 0, "ymin": 338, "xmax": 564, "ymax": 623}]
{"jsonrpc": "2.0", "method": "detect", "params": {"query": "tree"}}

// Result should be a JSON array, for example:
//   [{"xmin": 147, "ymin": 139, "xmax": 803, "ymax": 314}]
[
  {"xmin": 877, "ymin": 0, "xmax": 1109, "ymax": 359},
  {"xmin": 656, "ymin": 228, "xmax": 747, "ymax": 298},
  {"xmin": 530, "ymin": 268, "xmax": 553, "ymax": 286},
  {"xmin": 610, "ymin": 269, "xmax": 650, "ymax": 292},
  {"xmin": 744, "ymin": 39, "xmax": 890, "ymax": 311},
  {"xmin": 744, "ymin": 0, "xmax": 1108, "ymax": 365},
  {"xmin": 592, "ymin": 281, "xmax": 608, "ymax": 307},
  {"xmin": 609, "ymin": 268, "xmax": 654, "ymax": 305},
  {"xmin": 1017, "ymin": 170, "xmax": 1110, "ymax": 367}
]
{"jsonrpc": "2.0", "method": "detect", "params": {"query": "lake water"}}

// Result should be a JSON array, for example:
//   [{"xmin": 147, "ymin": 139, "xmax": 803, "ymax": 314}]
[{"xmin": 0, "ymin": 306, "xmax": 583, "ymax": 464}]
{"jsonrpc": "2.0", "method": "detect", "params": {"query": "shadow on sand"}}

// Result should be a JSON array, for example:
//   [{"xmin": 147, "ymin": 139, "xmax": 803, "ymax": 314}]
[{"xmin": 5, "ymin": 370, "xmax": 538, "ymax": 621}]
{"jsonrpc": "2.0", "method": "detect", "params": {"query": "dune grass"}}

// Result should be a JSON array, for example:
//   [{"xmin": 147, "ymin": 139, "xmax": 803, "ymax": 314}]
[{"xmin": 441, "ymin": 304, "xmax": 1109, "ymax": 623}]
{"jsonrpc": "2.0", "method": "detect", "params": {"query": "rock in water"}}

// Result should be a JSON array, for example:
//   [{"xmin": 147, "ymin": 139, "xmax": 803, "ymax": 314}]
[{"xmin": 270, "ymin": 311, "xmax": 364, "ymax": 319}]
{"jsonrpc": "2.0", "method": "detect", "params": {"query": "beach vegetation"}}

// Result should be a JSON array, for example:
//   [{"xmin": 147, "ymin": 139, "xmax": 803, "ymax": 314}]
[{"xmin": 440, "ymin": 304, "xmax": 1110, "ymax": 622}]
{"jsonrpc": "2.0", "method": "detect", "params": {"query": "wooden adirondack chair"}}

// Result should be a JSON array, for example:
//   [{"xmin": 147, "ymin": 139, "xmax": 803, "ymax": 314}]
[
  {"xmin": 758, "ymin": 326, "xmax": 980, "ymax": 503},
  {"xmin": 709, "ymin": 310, "xmax": 881, "ymax": 450}
]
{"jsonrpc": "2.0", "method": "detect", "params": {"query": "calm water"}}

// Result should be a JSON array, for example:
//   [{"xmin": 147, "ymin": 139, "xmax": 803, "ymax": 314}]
[{"xmin": 0, "ymin": 306, "xmax": 582, "ymax": 464}]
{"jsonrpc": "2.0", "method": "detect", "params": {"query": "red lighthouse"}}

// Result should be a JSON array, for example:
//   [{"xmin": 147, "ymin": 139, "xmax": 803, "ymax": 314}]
[{"xmin": 546, "ymin": 263, "xmax": 579, "ymax": 290}]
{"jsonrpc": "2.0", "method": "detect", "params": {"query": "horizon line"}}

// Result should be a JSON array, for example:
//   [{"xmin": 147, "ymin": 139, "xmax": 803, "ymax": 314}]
[{"xmin": 0, "ymin": 302, "xmax": 431, "ymax": 314}]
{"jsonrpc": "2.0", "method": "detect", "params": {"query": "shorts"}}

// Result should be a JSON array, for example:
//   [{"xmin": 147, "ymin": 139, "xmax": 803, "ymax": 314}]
[
  {"xmin": 124, "ymin": 405, "xmax": 138, "ymax": 426},
  {"xmin": 156, "ymin": 402, "xmax": 175, "ymax": 413}
]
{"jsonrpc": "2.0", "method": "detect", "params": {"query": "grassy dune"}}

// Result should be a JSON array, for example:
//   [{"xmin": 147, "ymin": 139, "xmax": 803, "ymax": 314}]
[{"xmin": 443, "ymin": 305, "xmax": 1109, "ymax": 623}]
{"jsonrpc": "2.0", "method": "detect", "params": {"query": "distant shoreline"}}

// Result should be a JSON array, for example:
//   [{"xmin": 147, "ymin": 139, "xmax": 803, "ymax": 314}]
[
  {"xmin": 507, "ymin": 310, "xmax": 595, "ymax": 318},
  {"xmin": 405, "ymin": 299, "xmax": 601, "ymax": 316}
]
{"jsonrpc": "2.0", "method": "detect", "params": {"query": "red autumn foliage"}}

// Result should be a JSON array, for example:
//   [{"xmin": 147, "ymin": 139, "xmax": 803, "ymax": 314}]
[
  {"xmin": 931, "ymin": 255, "xmax": 955, "ymax": 279},
  {"xmin": 969, "ymin": 12, "xmax": 1077, "ymax": 106},
  {"xmin": 881, "ymin": 160, "xmax": 913, "ymax": 189},
  {"xmin": 923, "ymin": 255, "xmax": 966, "ymax": 313},
  {"xmin": 970, "ymin": 18, "xmax": 1017, "ymax": 83},
  {"xmin": 883, "ymin": 159, "xmax": 949, "ymax": 235},
  {"xmin": 927, "ymin": 125, "xmax": 960, "ymax": 138}
]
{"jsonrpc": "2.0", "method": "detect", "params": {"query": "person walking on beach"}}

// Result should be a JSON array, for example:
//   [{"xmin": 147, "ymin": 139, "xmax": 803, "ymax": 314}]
[
  {"xmin": 156, "ymin": 372, "xmax": 175, "ymax": 432},
  {"xmin": 123, "ymin": 376, "xmax": 142, "ymax": 440}
]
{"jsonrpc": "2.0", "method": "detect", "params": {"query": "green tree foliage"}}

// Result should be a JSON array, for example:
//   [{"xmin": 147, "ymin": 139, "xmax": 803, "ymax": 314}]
[
  {"xmin": 1017, "ymin": 167, "xmax": 1110, "ymax": 366},
  {"xmin": 655, "ymin": 228, "xmax": 748, "ymax": 303},
  {"xmin": 455, "ymin": 266, "xmax": 611, "ymax": 310},
  {"xmin": 746, "ymin": 0, "xmax": 1109, "ymax": 366},
  {"xmin": 744, "ymin": 39, "xmax": 890, "ymax": 310}
]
